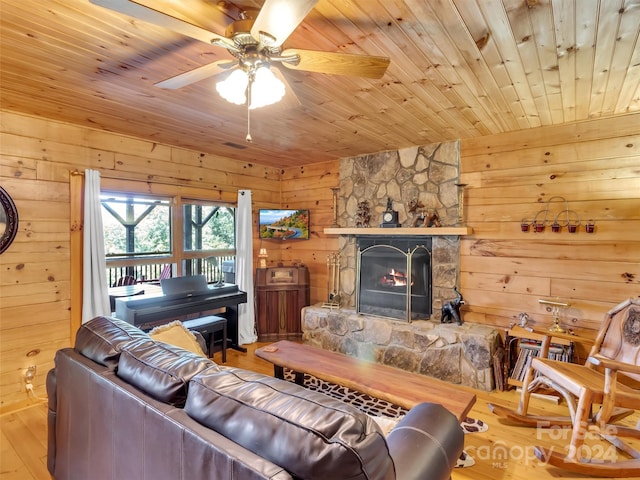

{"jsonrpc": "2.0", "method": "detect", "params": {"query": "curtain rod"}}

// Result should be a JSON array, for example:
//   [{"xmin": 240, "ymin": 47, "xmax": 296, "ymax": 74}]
[
  {"xmin": 70, "ymin": 169, "xmax": 117, "ymax": 179},
  {"xmin": 70, "ymin": 169, "xmax": 197, "ymax": 186},
  {"xmin": 69, "ymin": 170, "xmax": 241, "ymax": 198}
]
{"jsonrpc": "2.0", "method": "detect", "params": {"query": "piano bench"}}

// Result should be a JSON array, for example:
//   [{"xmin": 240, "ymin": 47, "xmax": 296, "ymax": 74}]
[{"xmin": 183, "ymin": 316, "xmax": 227, "ymax": 363}]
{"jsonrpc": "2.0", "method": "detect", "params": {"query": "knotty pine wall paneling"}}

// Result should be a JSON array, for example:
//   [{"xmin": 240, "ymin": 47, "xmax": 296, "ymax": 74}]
[
  {"xmin": 279, "ymin": 161, "xmax": 339, "ymax": 304},
  {"xmin": 2, "ymin": 107, "xmax": 639, "ymax": 411},
  {"xmin": 459, "ymin": 113, "xmax": 640, "ymax": 355},
  {"xmin": 0, "ymin": 110, "xmax": 280, "ymax": 411}
]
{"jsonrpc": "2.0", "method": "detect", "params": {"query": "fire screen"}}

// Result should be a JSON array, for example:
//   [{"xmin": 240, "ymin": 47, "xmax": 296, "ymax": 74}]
[{"xmin": 356, "ymin": 236, "xmax": 432, "ymax": 322}]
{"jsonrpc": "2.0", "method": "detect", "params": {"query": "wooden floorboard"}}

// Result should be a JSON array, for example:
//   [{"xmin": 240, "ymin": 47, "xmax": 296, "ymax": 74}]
[
  {"xmin": 0, "ymin": 406, "xmax": 49, "ymax": 480},
  {"xmin": 2, "ymin": 342, "xmax": 639, "ymax": 480}
]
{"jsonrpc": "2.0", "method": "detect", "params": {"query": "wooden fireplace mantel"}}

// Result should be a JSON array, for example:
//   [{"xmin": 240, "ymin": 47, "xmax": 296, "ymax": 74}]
[{"xmin": 323, "ymin": 227, "xmax": 472, "ymax": 236}]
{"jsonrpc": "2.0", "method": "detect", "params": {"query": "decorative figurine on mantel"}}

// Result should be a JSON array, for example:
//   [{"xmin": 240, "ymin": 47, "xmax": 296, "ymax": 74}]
[
  {"xmin": 355, "ymin": 200, "xmax": 371, "ymax": 228},
  {"xmin": 380, "ymin": 197, "xmax": 401, "ymax": 227},
  {"xmin": 408, "ymin": 199, "xmax": 441, "ymax": 227}
]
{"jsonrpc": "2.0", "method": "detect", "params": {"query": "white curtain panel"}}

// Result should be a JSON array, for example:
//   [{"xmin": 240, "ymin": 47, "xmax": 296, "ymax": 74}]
[
  {"xmin": 81, "ymin": 169, "xmax": 111, "ymax": 323},
  {"xmin": 236, "ymin": 190, "xmax": 257, "ymax": 345}
]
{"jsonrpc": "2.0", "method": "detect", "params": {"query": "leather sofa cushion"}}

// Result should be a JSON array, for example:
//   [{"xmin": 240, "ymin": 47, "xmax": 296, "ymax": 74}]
[
  {"xmin": 117, "ymin": 339, "xmax": 217, "ymax": 407},
  {"xmin": 75, "ymin": 316, "xmax": 150, "ymax": 370},
  {"xmin": 185, "ymin": 368, "xmax": 394, "ymax": 480}
]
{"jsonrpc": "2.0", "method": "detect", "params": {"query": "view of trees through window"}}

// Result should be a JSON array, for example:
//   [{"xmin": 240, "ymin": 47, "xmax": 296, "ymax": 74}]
[
  {"xmin": 183, "ymin": 203, "xmax": 235, "ymax": 251},
  {"xmin": 101, "ymin": 194, "xmax": 236, "ymax": 286},
  {"xmin": 102, "ymin": 195, "xmax": 171, "ymax": 257}
]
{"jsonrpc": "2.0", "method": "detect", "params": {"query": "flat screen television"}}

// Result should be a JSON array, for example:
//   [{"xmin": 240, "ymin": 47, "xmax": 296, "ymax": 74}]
[{"xmin": 258, "ymin": 209, "xmax": 310, "ymax": 240}]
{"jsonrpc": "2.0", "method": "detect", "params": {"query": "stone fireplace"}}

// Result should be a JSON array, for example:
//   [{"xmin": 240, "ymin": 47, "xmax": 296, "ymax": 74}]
[
  {"xmin": 336, "ymin": 141, "xmax": 462, "ymax": 320},
  {"xmin": 304, "ymin": 140, "xmax": 500, "ymax": 391}
]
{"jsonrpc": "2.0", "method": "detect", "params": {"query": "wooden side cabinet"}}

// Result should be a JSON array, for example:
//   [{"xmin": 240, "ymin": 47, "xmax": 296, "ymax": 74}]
[{"xmin": 255, "ymin": 266, "xmax": 310, "ymax": 342}]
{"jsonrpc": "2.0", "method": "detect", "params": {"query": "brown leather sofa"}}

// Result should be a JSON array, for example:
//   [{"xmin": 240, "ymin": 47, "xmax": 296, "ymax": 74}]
[{"xmin": 47, "ymin": 316, "xmax": 464, "ymax": 480}]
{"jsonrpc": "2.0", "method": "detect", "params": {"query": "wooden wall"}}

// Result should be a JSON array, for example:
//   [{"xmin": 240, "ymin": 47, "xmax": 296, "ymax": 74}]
[
  {"xmin": 1, "ymin": 108, "xmax": 639, "ymax": 411},
  {"xmin": 278, "ymin": 113, "xmax": 640, "ymax": 347},
  {"xmin": 279, "ymin": 162, "xmax": 339, "ymax": 304},
  {"xmin": 0, "ymin": 110, "xmax": 281, "ymax": 411},
  {"xmin": 275, "ymin": 113, "xmax": 640, "ymax": 359},
  {"xmin": 459, "ymin": 113, "xmax": 640, "ymax": 357}
]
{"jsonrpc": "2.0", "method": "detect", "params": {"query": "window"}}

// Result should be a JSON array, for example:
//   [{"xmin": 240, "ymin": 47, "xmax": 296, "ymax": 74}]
[
  {"xmin": 102, "ymin": 194, "xmax": 171, "ymax": 257},
  {"xmin": 183, "ymin": 203, "xmax": 235, "ymax": 251},
  {"xmin": 101, "ymin": 193, "xmax": 235, "ymax": 286},
  {"xmin": 182, "ymin": 201, "xmax": 236, "ymax": 280}
]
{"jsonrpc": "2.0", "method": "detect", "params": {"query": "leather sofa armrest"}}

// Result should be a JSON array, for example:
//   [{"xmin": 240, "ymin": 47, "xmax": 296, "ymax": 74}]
[
  {"xmin": 386, "ymin": 403, "xmax": 463, "ymax": 480},
  {"xmin": 46, "ymin": 368, "xmax": 57, "ymax": 476},
  {"xmin": 47, "ymin": 367, "xmax": 57, "ymax": 412}
]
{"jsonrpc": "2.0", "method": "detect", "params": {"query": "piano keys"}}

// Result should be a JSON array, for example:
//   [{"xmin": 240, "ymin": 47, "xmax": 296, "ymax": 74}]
[{"xmin": 114, "ymin": 275, "xmax": 247, "ymax": 351}]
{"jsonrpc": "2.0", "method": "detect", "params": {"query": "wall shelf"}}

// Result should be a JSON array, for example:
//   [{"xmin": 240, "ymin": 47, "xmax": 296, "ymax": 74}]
[{"xmin": 324, "ymin": 227, "xmax": 472, "ymax": 236}]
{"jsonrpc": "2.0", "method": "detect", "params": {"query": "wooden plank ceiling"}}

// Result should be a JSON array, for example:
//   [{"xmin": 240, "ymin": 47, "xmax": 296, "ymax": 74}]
[{"xmin": 1, "ymin": 0, "xmax": 639, "ymax": 168}]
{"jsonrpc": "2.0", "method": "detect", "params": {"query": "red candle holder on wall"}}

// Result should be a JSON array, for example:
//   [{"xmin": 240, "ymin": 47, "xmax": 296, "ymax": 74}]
[
  {"xmin": 522, "ymin": 197, "xmax": 589, "ymax": 235},
  {"xmin": 585, "ymin": 220, "xmax": 596, "ymax": 233}
]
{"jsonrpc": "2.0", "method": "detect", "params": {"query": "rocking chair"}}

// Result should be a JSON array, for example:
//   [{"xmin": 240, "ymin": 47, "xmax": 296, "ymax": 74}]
[{"xmin": 490, "ymin": 298, "xmax": 640, "ymax": 477}]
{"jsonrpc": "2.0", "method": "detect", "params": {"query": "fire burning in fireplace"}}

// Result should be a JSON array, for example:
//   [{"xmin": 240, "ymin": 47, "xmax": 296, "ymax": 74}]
[{"xmin": 380, "ymin": 269, "xmax": 412, "ymax": 287}]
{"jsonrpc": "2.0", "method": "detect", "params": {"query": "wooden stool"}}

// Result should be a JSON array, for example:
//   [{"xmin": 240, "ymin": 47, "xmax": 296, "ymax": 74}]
[{"xmin": 183, "ymin": 315, "xmax": 227, "ymax": 363}]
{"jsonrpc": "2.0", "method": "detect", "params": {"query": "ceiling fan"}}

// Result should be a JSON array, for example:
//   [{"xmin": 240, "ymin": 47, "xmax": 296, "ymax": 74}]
[{"xmin": 89, "ymin": 0, "xmax": 390, "ymax": 140}]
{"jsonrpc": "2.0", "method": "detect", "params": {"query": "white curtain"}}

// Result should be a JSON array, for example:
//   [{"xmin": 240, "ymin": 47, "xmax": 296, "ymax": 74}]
[
  {"xmin": 81, "ymin": 169, "xmax": 110, "ymax": 323},
  {"xmin": 236, "ymin": 190, "xmax": 257, "ymax": 345}
]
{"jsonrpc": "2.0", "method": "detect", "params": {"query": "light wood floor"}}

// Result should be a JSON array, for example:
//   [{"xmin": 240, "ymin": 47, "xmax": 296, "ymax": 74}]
[{"xmin": 2, "ymin": 342, "xmax": 639, "ymax": 480}]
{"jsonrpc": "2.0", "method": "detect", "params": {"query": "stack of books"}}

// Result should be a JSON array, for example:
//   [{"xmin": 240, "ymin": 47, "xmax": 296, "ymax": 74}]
[{"xmin": 508, "ymin": 339, "xmax": 572, "ymax": 384}]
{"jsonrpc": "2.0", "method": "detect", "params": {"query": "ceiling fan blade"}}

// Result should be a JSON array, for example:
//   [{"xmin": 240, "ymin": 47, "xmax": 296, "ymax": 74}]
[
  {"xmin": 281, "ymin": 49, "xmax": 390, "ymax": 79},
  {"xmin": 154, "ymin": 60, "xmax": 237, "ymax": 89},
  {"xmin": 89, "ymin": 0, "xmax": 236, "ymax": 49},
  {"xmin": 250, "ymin": 0, "xmax": 318, "ymax": 47}
]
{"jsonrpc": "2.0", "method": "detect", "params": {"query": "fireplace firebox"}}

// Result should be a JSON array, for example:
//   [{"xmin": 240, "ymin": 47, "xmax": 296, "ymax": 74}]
[{"xmin": 356, "ymin": 236, "xmax": 432, "ymax": 322}]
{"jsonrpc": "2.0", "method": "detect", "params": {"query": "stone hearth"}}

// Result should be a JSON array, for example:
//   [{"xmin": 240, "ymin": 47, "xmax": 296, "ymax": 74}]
[{"xmin": 302, "ymin": 306, "xmax": 500, "ymax": 391}]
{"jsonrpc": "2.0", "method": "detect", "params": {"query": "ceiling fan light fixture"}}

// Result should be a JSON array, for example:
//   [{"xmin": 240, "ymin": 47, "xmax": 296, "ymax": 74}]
[
  {"xmin": 216, "ymin": 69, "xmax": 249, "ymax": 105},
  {"xmin": 215, "ymin": 65, "xmax": 285, "ymax": 109},
  {"xmin": 249, "ymin": 66, "xmax": 285, "ymax": 109}
]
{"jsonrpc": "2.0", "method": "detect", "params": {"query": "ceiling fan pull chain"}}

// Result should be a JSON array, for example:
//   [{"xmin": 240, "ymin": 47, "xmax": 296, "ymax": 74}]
[{"xmin": 246, "ymin": 80, "xmax": 253, "ymax": 143}]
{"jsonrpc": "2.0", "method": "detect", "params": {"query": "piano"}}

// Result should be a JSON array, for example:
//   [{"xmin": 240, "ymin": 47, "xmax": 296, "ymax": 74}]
[{"xmin": 114, "ymin": 275, "xmax": 247, "ymax": 351}]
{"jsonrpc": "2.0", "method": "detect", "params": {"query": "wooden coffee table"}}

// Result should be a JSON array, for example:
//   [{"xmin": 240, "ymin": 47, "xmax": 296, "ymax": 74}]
[{"xmin": 256, "ymin": 340, "xmax": 476, "ymax": 422}]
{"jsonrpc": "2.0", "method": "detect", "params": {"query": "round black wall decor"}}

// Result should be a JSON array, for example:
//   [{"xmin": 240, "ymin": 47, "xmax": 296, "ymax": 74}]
[{"xmin": 0, "ymin": 186, "xmax": 19, "ymax": 255}]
